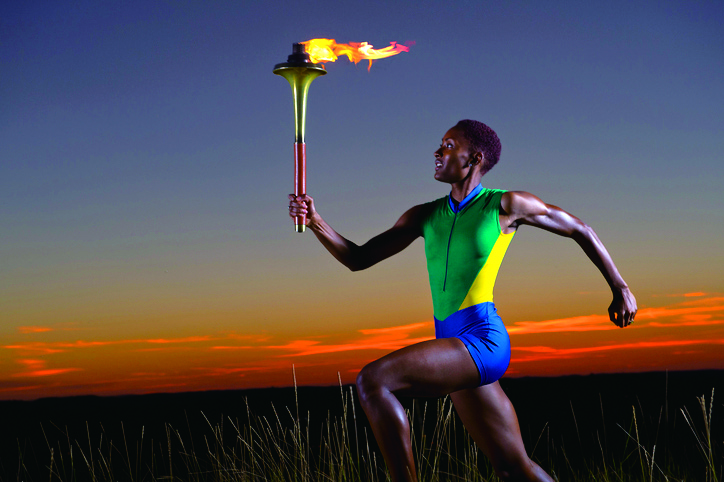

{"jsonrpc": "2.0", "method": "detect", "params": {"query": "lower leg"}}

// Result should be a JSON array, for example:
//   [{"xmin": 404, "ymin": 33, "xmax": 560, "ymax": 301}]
[
  {"xmin": 452, "ymin": 383, "xmax": 554, "ymax": 482},
  {"xmin": 357, "ymin": 383, "xmax": 417, "ymax": 482}
]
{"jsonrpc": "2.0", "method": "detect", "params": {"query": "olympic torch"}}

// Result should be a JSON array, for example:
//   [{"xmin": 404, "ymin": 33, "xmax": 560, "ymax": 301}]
[
  {"xmin": 275, "ymin": 39, "xmax": 411, "ymax": 232},
  {"xmin": 274, "ymin": 43, "xmax": 327, "ymax": 233}
]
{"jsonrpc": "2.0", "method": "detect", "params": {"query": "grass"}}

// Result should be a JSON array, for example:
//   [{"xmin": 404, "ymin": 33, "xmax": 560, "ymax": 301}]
[{"xmin": 9, "ymin": 377, "xmax": 722, "ymax": 482}]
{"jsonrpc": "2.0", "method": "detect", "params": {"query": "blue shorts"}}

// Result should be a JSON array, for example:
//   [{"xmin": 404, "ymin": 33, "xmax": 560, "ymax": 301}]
[{"xmin": 434, "ymin": 302, "xmax": 511, "ymax": 386}]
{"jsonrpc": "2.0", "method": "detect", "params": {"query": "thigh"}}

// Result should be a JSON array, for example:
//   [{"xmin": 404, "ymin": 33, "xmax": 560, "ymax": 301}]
[
  {"xmin": 450, "ymin": 382, "xmax": 530, "ymax": 467},
  {"xmin": 360, "ymin": 338, "xmax": 482, "ymax": 398}
]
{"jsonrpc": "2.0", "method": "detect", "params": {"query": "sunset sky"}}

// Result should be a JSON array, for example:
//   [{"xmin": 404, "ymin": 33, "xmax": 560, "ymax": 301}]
[{"xmin": 2, "ymin": 0, "xmax": 723, "ymax": 400}]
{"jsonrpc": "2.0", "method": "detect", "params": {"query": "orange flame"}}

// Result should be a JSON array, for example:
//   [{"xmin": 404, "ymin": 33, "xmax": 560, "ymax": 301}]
[{"xmin": 302, "ymin": 38, "xmax": 411, "ymax": 71}]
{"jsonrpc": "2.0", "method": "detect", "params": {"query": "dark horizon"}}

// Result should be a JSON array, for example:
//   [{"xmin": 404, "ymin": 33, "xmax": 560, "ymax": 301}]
[
  {"xmin": 4, "ymin": 369, "xmax": 721, "ymax": 480},
  {"xmin": 3, "ymin": 367, "xmax": 721, "ymax": 403}
]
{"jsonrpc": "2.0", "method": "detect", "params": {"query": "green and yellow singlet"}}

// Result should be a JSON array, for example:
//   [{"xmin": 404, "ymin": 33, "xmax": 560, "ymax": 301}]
[{"xmin": 421, "ymin": 184, "xmax": 514, "ymax": 322}]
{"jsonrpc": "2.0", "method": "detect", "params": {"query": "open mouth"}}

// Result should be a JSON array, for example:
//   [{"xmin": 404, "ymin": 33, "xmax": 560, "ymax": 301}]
[{"xmin": 435, "ymin": 160, "xmax": 443, "ymax": 170}]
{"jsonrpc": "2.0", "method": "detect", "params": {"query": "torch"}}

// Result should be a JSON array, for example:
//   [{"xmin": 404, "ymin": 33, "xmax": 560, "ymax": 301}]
[
  {"xmin": 275, "ymin": 39, "xmax": 411, "ymax": 232},
  {"xmin": 273, "ymin": 43, "xmax": 327, "ymax": 233}
]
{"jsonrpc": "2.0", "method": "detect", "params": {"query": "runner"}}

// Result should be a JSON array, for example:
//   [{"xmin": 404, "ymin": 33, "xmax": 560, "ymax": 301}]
[{"xmin": 287, "ymin": 119, "xmax": 637, "ymax": 482}]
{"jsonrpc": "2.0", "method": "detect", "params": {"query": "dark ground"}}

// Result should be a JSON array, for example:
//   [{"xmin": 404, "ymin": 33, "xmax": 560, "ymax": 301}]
[{"xmin": 1, "ymin": 370, "xmax": 722, "ymax": 480}]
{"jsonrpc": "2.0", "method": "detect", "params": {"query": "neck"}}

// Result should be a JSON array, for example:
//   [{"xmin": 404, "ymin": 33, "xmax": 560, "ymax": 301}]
[{"xmin": 450, "ymin": 172, "xmax": 483, "ymax": 202}]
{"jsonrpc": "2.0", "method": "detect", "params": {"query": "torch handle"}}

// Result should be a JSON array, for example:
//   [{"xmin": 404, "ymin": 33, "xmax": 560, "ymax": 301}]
[{"xmin": 294, "ymin": 142, "xmax": 306, "ymax": 232}]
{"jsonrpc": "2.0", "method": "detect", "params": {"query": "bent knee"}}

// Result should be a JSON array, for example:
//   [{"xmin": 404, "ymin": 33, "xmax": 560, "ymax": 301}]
[
  {"xmin": 356, "ymin": 362, "xmax": 392, "ymax": 402},
  {"xmin": 355, "ymin": 364, "xmax": 379, "ymax": 397}
]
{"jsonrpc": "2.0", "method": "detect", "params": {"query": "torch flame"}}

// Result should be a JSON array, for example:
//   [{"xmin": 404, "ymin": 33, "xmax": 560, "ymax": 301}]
[{"xmin": 302, "ymin": 38, "xmax": 411, "ymax": 71}]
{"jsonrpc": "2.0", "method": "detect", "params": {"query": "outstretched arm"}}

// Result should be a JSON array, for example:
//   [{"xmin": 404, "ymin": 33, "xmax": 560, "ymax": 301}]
[
  {"xmin": 501, "ymin": 191, "xmax": 637, "ymax": 328},
  {"xmin": 288, "ymin": 194, "xmax": 427, "ymax": 271}
]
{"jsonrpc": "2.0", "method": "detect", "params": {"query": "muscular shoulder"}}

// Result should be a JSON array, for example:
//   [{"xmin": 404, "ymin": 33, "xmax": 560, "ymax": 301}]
[
  {"xmin": 500, "ymin": 191, "xmax": 548, "ymax": 217},
  {"xmin": 394, "ymin": 201, "xmax": 437, "ymax": 232},
  {"xmin": 499, "ymin": 191, "xmax": 551, "ymax": 231}
]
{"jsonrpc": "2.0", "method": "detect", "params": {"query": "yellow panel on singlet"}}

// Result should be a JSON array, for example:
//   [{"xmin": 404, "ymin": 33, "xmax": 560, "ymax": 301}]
[{"xmin": 458, "ymin": 231, "xmax": 515, "ymax": 311}]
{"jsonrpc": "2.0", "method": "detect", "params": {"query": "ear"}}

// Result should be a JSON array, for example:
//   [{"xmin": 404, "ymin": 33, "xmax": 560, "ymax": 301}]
[{"xmin": 471, "ymin": 151, "xmax": 484, "ymax": 167}]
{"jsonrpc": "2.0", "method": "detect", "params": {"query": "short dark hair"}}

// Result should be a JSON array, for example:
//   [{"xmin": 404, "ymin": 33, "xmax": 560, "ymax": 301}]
[{"xmin": 454, "ymin": 119, "xmax": 501, "ymax": 173}]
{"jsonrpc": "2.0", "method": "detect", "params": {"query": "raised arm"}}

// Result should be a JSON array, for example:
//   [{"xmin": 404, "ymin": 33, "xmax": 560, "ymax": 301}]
[
  {"xmin": 500, "ymin": 191, "xmax": 637, "ymax": 328},
  {"xmin": 288, "ymin": 194, "xmax": 427, "ymax": 272}
]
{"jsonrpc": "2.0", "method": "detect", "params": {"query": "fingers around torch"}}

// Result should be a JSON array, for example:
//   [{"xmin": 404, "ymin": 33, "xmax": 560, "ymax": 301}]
[
  {"xmin": 287, "ymin": 194, "xmax": 315, "ymax": 221},
  {"xmin": 288, "ymin": 200, "xmax": 307, "ymax": 218}
]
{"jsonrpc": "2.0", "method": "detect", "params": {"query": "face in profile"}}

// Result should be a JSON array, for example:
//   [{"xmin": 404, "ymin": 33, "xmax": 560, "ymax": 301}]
[{"xmin": 433, "ymin": 127, "xmax": 476, "ymax": 183}]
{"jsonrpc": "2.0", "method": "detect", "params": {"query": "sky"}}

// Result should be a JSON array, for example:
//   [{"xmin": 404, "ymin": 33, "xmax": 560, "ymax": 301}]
[{"xmin": 1, "ymin": 0, "xmax": 723, "ymax": 401}]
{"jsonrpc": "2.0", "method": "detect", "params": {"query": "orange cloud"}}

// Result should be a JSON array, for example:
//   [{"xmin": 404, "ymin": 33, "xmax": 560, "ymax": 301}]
[
  {"xmin": 211, "ymin": 346, "xmax": 253, "ymax": 350},
  {"xmin": 3, "ymin": 335, "xmax": 220, "ymax": 354},
  {"xmin": 16, "ymin": 323, "xmax": 80, "ymax": 334},
  {"xmin": 657, "ymin": 291, "xmax": 710, "ymax": 298},
  {"xmin": 4, "ymin": 344, "xmax": 66, "ymax": 354},
  {"xmin": 266, "ymin": 322, "xmax": 434, "ymax": 357},
  {"xmin": 194, "ymin": 366, "xmax": 270, "ymax": 376},
  {"xmin": 512, "ymin": 338, "xmax": 724, "ymax": 363},
  {"xmin": 11, "ymin": 358, "xmax": 81, "ymax": 378},
  {"xmin": 17, "ymin": 326, "xmax": 53, "ymax": 334},
  {"xmin": 638, "ymin": 304, "xmax": 724, "ymax": 321},
  {"xmin": 13, "ymin": 368, "xmax": 81, "ymax": 378},
  {"xmin": 145, "ymin": 336, "xmax": 213, "ymax": 344},
  {"xmin": 17, "ymin": 359, "xmax": 45, "ymax": 370},
  {"xmin": 507, "ymin": 314, "xmax": 614, "ymax": 335},
  {"xmin": 3, "ymin": 294, "xmax": 723, "ymax": 400},
  {"xmin": 507, "ymin": 296, "xmax": 724, "ymax": 335},
  {"xmin": 648, "ymin": 314, "xmax": 722, "ymax": 327}
]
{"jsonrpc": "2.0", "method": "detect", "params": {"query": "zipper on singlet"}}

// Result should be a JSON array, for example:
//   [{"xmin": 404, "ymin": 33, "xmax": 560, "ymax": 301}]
[{"xmin": 442, "ymin": 210, "xmax": 458, "ymax": 292}]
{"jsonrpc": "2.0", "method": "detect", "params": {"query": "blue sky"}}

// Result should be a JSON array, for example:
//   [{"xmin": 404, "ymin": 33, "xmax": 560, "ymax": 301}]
[{"xmin": 1, "ymin": 0, "xmax": 723, "ymax": 398}]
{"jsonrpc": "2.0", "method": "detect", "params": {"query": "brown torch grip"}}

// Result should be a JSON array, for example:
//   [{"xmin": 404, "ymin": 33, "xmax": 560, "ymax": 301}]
[{"xmin": 294, "ymin": 142, "xmax": 306, "ymax": 232}]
